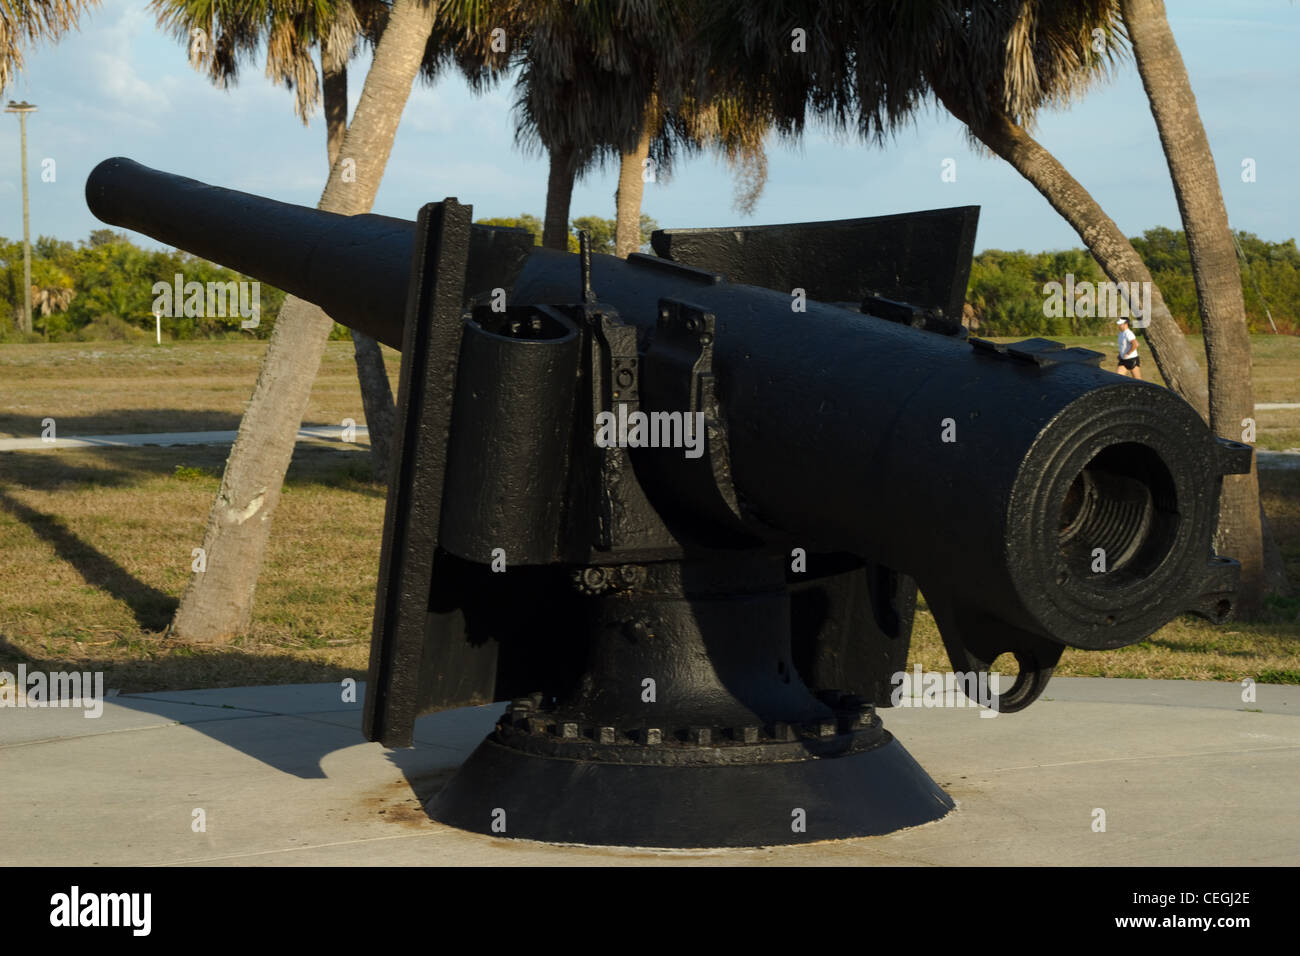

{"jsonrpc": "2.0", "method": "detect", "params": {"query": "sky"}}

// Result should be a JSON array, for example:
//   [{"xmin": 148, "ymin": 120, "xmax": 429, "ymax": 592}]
[{"xmin": 0, "ymin": 0, "xmax": 1296, "ymax": 255}]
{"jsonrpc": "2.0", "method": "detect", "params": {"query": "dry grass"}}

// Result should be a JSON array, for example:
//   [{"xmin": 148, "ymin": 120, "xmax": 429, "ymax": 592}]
[
  {"xmin": 0, "ymin": 443, "xmax": 380, "ymax": 692},
  {"xmin": 996, "ymin": 333, "xmax": 1300, "ymax": 450},
  {"xmin": 0, "ymin": 339, "xmax": 1296, "ymax": 693},
  {"xmin": 0, "ymin": 341, "xmax": 402, "ymax": 439}
]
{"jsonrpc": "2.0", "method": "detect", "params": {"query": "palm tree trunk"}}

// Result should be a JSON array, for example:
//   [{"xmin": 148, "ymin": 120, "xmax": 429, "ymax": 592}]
[
  {"xmin": 322, "ymin": 46, "xmax": 396, "ymax": 486},
  {"xmin": 934, "ymin": 85, "xmax": 1210, "ymax": 422},
  {"xmin": 169, "ymin": 0, "xmax": 439, "ymax": 643},
  {"xmin": 614, "ymin": 123, "xmax": 652, "ymax": 258},
  {"xmin": 543, "ymin": 143, "xmax": 577, "ymax": 251},
  {"xmin": 1121, "ymin": 0, "xmax": 1266, "ymax": 614},
  {"xmin": 322, "ymin": 43, "xmax": 348, "ymax": 164}
]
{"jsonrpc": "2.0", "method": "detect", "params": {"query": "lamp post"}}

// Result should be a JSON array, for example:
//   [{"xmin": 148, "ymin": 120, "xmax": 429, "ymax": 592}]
[{"xmin": 5, "ymin": 101, "xmax": 37, "ymax": 335}]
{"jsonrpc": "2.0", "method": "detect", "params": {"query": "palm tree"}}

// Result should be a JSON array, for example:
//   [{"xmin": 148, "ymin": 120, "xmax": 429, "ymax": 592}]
[
  {"xmin": 496, "ymin": 0, "xmax": 774, "ymax": 255},
  {"xmin": 31, "ymin": 283, "xmax": 72, "ymax": 315},
  {"xmin": 696, "ymin": 0, "xmax": 1209, "ymax": 419},
  {"xmin": 1120, "ymin": 0, "xmax": 1270, "ymax": 611},
  {"xmin": 167, "ymin": 0, "xmax": 448, "ymax": 643},
  {"xmin": 151, "ymin": 0, "xmax": 405, "ymax": 483},
  {"xmin": 505, "ymin": 0, "xmax": 671, "ymax": 250},
  {"xmin": 610, "ymin": 90, "xmax": 772, "ymax": 257},
  {"xmin": 1, "ymin": 0, "xmax": 98, "ymax": 92}
]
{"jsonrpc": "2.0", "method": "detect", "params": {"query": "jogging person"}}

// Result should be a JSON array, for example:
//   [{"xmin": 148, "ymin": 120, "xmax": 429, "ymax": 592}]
[{"xmin": 1116, "ymin": 317, "xmax": 1142, "ymax": 379}]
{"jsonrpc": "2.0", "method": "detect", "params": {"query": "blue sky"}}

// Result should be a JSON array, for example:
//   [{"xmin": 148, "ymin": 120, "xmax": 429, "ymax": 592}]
[{"xmin": 1, "ymin": 0, "xmax": 1296, "ymax": 254}]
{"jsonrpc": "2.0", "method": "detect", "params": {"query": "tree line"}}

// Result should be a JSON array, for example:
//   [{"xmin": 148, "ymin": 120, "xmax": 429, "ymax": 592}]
[{"xmin": 969, "ymin": 228, "xmax": 1300, "ymax": 337}]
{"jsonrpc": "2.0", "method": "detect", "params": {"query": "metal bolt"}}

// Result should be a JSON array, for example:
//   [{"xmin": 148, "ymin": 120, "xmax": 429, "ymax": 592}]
[{"xmin": 616, "ymin": 564, "xmax": 645, "ymax": 588}]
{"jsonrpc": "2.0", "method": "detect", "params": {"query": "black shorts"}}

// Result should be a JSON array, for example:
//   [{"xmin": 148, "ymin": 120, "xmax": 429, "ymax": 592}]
[{"xmin": 1119, "ymin": 355, "xmax": 1140, "ymax": 370}]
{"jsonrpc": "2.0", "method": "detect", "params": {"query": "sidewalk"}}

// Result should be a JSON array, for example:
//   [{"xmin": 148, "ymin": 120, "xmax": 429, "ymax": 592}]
[
  {"xmin": 2, "ymin": 677, "xmax": 1295, "ymax": 865},
  {"xmin": 0, "ymin": 425, "xmax": 370, "ymax": 452}
]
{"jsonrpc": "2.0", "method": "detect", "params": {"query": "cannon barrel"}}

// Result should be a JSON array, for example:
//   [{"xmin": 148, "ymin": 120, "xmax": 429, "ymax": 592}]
[
  {"xmin": 86, "ymin": 157, "xmax": 1251, "ymax": 689},
  {"xmin": 87, "ymin": 157, "xmax": 416, "ymax": 348}
]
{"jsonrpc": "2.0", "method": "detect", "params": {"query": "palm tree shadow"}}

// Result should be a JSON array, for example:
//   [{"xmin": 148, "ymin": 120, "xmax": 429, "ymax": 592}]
[{"xmin": 0, "ymin": 490, "xmax": 176, "ymax": 630}]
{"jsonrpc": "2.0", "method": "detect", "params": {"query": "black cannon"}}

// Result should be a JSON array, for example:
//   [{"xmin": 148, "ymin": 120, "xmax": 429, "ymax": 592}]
[{"xmin": 86, "ymin": 158, "xmax": 1251, "ymax": 848}]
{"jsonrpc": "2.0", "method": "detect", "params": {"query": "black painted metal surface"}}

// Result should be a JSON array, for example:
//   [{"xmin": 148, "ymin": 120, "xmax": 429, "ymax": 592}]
[
  {"xmin": 85, "ymin": 158, "xmax": 1254, "ymax": 848},
  {"xmin": 651, "ymin": 205, "xmax": 980, "ymax": 323}
]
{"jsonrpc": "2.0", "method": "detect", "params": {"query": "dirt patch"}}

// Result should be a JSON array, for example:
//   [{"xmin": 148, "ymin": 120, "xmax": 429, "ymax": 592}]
[{"xmin": 353, "ymin": 771, "xmax": 456, "ymax": 829}]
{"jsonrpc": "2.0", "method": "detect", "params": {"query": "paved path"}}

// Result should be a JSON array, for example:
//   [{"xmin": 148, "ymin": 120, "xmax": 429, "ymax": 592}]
[
  {"xmin": 1258, "ymin": 450, "xmax": 1300, "ymax": 469},
  {"xmin": 2, "ymin": 678, "xmax": 1295, "ymax": 865},
  {"xmin": 0, "ymin": 425, "xmax": 369, "ymax": 451}
]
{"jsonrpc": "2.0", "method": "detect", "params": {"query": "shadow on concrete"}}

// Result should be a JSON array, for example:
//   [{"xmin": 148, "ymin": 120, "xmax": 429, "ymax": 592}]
[{"xmin": 26, "ymin": 680, "xmax": 496, "ymax": 786}]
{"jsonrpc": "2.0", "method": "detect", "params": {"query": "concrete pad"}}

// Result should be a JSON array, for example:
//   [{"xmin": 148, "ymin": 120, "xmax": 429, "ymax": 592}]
[
  {"xmin": 0, "ymin": 696, "xmax": 264, "ymax": 747},
  {"xmin": 129, "ymin": 683, "xmax": 363, "ymax": 715},
  {"xmin": 3, "ymin": 678, "xmax": 1296, "ymax": 866},
  {"xmin": 1039, "ymin": 676, "xmax": 1294, "ymax": 714}
]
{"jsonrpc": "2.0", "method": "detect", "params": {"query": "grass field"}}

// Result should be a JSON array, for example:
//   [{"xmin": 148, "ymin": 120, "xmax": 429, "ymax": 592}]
[{"xmin": 0, "ymin": 336, "xmax": 1297, "ymax": 693}]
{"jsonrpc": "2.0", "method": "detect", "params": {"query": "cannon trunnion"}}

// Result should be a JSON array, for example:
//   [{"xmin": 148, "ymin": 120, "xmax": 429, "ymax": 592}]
[{"xmin": 87, "ymin": 158, "xmax": 1251, "ymax": 848}]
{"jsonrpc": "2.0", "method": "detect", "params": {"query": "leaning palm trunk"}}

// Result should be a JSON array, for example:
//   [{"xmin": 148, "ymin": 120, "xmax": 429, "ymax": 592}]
[
  {"xmin": 322, "ymin": 45, "xmax": 397, "ymax": 486},
  {"xmin": 543, "ymin": 143, "xmax": 577, "ymax": 251},
  {"xmin": 934, "ymin": 85, "xmax": 1210, "ymax": 422},
  {"xmin": 614, "ymin": 123, "xmax": 652, "ymax": 258},
  {"xmin": 169, "ymin": 0, "xmax": 439, "ymax": 643},
  {"xmin": 1121, "ymin": 0, "xmax": 1267, "ymax": 613}
]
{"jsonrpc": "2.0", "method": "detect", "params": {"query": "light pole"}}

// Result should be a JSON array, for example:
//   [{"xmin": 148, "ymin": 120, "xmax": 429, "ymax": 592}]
[{"xmin": 5, "ymin": 100, "xmax": 37, "ymax": 336}]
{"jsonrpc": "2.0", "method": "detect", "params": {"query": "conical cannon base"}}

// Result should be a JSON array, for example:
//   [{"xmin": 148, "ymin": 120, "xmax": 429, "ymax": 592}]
[
  {"xmin": 429, "ymin": 728, "xmax": 953, "ymax": 848},
  {"xmin": 425, "ymin": 557, "xmax": 953, "ymax": 848}
]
